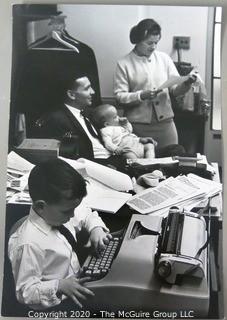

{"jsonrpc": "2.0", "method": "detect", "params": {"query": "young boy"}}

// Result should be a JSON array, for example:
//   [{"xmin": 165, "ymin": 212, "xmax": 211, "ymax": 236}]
[
  {"xmin": 8, "ymin": 158, "xmax": 112, "ymax": 310},
  {"xmin": 93, "ymin": 104, "xmax": 157, "ymax": 160}
]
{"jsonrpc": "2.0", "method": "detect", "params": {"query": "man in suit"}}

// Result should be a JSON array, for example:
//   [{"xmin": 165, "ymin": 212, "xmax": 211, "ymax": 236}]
[
  {"xmin": 40, "ymin": 74, "xmax": 113, "ymax": 161},
  {"xmin": 41, "ymin": 74, "xmax": 185, "ymax": 165}
]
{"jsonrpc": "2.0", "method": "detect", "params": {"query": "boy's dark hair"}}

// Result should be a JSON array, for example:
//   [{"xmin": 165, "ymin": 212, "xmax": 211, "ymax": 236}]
[{"xmin": 28, "ymin": 158, "xmax": 87, "ymax": 204}]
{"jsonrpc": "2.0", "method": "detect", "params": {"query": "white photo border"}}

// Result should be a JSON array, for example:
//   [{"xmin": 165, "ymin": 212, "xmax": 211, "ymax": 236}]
[{"xmin": 0, "ymin": 1, "xmax": 227, "ymax": 319}]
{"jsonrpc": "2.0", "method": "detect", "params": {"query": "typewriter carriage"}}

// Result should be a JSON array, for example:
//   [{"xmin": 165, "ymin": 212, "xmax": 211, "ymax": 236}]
[{"xmin": 155, "ymin": 206, "xmax": 209, "ymax": 284}]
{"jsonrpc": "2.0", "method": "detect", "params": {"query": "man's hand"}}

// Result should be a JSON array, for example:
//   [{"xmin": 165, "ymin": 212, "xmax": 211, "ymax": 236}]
[
  {"xmin": 140, "ymin": 89, "xmax": 162, "ymax": 100},
  {"xmin": 114, "ymin": 146, "xmax": 131, "ymax": 155},
  {"xmin": 114, "ymin": 146, "xmax": 124, "ymax": 155},
  {"xmin": 140, "ymin": 137, "xmax": 158, "ymax": 147},
  {"xmin": 88, "ymin": 227, "xmax": 112, "ymax": 256},
  {"xmin": 58, "ymin": 276, "xmax": 94, "ymax": 308}
]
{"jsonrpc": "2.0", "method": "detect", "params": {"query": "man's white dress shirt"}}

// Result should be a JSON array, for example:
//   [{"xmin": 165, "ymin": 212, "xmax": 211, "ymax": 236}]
[{"xmin": 65, "ymin": 104, "xmax": 111, "ymax": 159}]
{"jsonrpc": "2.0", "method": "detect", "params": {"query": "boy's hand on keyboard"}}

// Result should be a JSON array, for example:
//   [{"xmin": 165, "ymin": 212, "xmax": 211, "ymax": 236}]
[
  {"xmin": 88, "ymin": 227, "xmax": 112, "ymax": 256},
  {"xmin": 58, "ymin": 276, "xmax": 94, "ymax": 308}
]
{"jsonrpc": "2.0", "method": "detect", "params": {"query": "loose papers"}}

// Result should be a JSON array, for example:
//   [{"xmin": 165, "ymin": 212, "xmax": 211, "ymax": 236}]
[
  {"xmin": 7, "ymin": 152, "xmax": 34, "ymax": 204},
  {"xmin": 59, "ymin": 157, "xmax": 133, "ymax": 213},
  {"xmin": 158, "ymin": 75, "xmax": 189, "ymax": 90},
  {"xmin": 127, "ymin": 174, "xmax": 222, "ymax": 215}
]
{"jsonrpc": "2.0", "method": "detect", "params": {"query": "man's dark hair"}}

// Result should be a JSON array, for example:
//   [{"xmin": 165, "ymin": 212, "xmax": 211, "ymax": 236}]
[
  {"xmin": 68, "ymin": 72, "xmax": 89, "ymax": 91},
  {"xmin": 28, "ymin": 158, "xmax": 87, "ymax": 204},
  {"xmin": 64, "ymin": 72, "xmax": 89, "ymax": 101}
]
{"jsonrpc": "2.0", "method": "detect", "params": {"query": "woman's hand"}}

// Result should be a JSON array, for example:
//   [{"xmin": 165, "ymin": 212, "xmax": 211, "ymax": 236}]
[
  {"xmin": 184, "ymin": 74, "xmax": 197, "ymax": 86},
  {"xmin": 58, "ymin": 276, "xmax": 94, "ymax": 308},
  {"xmin": 140, "ymin": 89, "xmax": 162, "ymax": 100}
]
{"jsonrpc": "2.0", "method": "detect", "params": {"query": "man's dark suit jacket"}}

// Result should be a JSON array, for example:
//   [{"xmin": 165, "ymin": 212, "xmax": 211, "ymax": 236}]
[
  {"xmin": 38, "ymin": 105, "xmax": 186, "ymax": 168},
  {"xmin": 13, "ymin": 36, "xmax": 102, "ymax": 141},
  {"xmin": 39, "ymin": 105, "xmax": 94, "ymax": 160}
]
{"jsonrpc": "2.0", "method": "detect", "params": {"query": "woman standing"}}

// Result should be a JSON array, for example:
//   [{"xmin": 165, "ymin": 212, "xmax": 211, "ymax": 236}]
[{"xmin": 114, "ymin": 19, "xmax": 194, "ymax": 148}]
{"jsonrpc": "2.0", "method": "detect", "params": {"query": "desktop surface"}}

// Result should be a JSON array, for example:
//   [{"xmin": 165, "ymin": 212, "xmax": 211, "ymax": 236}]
[{"xmin": 2, "ymin": 163, "xmax": 222, "ymax": 318}]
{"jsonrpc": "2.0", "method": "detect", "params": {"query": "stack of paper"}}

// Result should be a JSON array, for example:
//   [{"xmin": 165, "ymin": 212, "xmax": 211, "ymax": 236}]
[
  {"xmin": 7, "ymin": 152, "xmax": 34, "ymax": 204},
  {"xmin": 127, "ymin": 173, "xmax": 221, "ymax": 215},
  {"xmin": 8, "ymin": 190, "xmax": 32, "ymax": 204},
  {"xmin": 8, "ymin": 151, "xmax": 34, "ymax": 173},
  {"xmin": 128, "ymin": 153, "xmax": 216, "ymax": 176},
  {"xmin": 187, "ymin": 173, "xmax": 222, "ymax": 197},
  {"xmin": 127, "ymin": 157, "xmax": 178, "ymax": 166}
]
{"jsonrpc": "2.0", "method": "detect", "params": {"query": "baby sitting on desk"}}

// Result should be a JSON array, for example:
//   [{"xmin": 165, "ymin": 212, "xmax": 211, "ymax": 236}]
[{"xmin": 93, "ymin": 104, "xmax": 157, "ymax": 160}]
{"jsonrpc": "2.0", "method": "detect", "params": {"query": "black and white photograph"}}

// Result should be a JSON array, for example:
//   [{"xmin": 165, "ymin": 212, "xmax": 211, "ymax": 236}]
[{"xmin": 0, "ymin": 2, "xmax": 226, "ymax": 319}]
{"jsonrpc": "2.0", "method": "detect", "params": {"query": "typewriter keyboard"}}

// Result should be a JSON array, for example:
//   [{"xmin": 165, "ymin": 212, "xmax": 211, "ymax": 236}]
[{"xmin": 82, "ymin": 237, "xmax": 120, "ymax": 280}]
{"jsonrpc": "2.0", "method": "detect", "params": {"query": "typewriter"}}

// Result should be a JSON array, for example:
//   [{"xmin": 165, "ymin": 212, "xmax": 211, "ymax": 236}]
[
  {"xmin": 81, "ymin": 211, "xmax": 209, "ymax": 316},
  {"xmin": 155, "ymin": 206, "xmax": 208, "ymax": 284}
]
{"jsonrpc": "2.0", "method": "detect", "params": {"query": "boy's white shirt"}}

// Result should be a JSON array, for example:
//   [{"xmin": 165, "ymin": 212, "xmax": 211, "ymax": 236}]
[{"xmin": 8, "ymin": 204, "xmax": 108, "ymax": 310}]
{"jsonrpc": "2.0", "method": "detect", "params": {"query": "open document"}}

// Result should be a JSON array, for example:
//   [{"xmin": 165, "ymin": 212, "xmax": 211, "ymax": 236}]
[
  {"xmin": 127, "ymin": 174, "xmax": 221, "ymax": 215},
  {"xmin": 158, "ymin": 75, "xmax": 189, "ymax": 90},
  {"xmin": 59, "ymin": 157, "xmax": 133, "ymax": 213},
  {"xmin": 157, "ymin": 69, "xmax": 203, "ymax": 91}
]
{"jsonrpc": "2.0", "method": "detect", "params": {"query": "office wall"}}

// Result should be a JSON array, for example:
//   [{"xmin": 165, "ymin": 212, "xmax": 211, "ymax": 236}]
[{"xmin": 58, "ymin": 5, "xmax": 208, "ymax": 98}]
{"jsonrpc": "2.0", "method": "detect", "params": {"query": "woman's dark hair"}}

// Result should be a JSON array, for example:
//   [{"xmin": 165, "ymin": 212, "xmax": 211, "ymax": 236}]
[
  {"xmin": 28, "ymin": 158, "xmax": 87, "ymax": 204},
  {"xmin": 130, "ymin": 19, "xmax": 161, "ymax": 44}
]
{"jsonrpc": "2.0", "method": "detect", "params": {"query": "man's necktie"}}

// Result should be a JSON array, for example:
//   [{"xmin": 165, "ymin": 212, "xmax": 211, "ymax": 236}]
[
  {"xmin": 56, "ymin": 225, "xmax": 78, "ymax": 253},
  {"xmin": 80, "ymin": 110, "xmax": 104, "ymax": 145}
]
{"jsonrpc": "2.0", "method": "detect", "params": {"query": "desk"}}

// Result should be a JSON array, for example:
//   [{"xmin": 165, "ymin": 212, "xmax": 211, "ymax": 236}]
[
  {"xmin": 2, "ymin": 164, "xmax": 223, "ymax": 318},
  {"xmin": 95, "ymin": 163, "xmax": 223, "ymax": 318},
  {"xmin": 210, "ymin": 162, "xmax": 222, "ymax": 219},
  {"xmin": 207, "ymin": 163, "xmax": 223, "ymax": 318}
]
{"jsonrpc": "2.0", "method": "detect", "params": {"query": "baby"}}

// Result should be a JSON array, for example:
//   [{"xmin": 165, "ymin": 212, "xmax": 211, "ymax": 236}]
[{"xmin": 93, "ymin": 104, "xmax": 156, "ymax": 159}]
